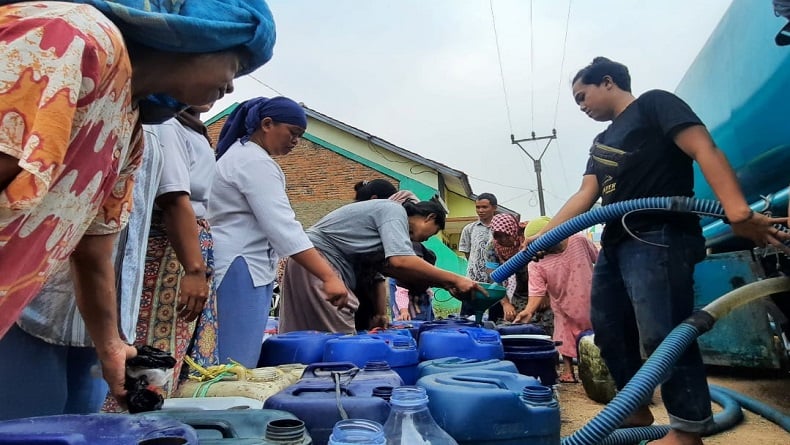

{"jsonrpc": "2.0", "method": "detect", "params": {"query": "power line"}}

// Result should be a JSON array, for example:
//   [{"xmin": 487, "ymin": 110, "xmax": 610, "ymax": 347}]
[
  {"xmin": 468, "ymin": 174, "xmax": 537, "ymax": 191},
  {"xmin": 529, "ymin": 0, "xmax": 535, "ymax": 132},
  {"xmin": 489, "ymin": 0, "xmax": 515, "ymax": 135},
  {"xmin": 247, "ymin": 73, "xmax": 285, "ymax": 96},
  {"xmin": 552, "ymin": 0, "xmax": 573, "ymax": 128}
]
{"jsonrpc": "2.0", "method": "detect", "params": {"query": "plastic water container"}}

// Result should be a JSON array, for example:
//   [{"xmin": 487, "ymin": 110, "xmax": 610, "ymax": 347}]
[
  {"xmin": 163, "ymin": 396, "xmax": 263, "ymax": 410},
  {"xmin": 417, "ymin": 370, "xmax": 560, "ymax": 444},
  {"xmin": 417, "ymin": 318, "xmax": 476, "ymax": 337},
  {"xmin": 501, "ymin": 335, "xmax": 559, "ymax": 386},
  {"xmin": 417, "ymin": 357, "xmax": 518, "ymax": 379},
  {"xmin": 173, "ymin": 364, "xmax": 305, "ymax": 401},
  {"xmin": 263, "ymin": 374, "xmax": 392, "ymax": 445},
  {"xmin": 388, "ymin": 321, "xmax": 426, "ymax": 342},
  {"xmin": 364, "ymin": 328, "xmax": 413, "ymax": 340},
  {"xmin": 322, "ymin": 334, "xmax": 419, "ymax": 385},
  {"xmin": 495, "ymin": 323, "xmax": 547, "ymax": 336},
  {"xmin": 142, "ymin": 409, "xmax": 310, "ymax": 444},
  {"xmin": 577, "ymin": 331, "xmax": 618, "ymax": 404},
  {"xmin": 418, "ymin": 327, "xmax": 504, "ymax": 361},
  {"xmin": 0, "ymin": 414, "xmax": 198, "ymax": 445},
  {"xmin": 259, "ymin": 331, "xmax": 343, "ymax": 367},
  {"xmin": 328, "ymin": 419, "xmax": 385, "ymax": 445},
  {"xmin": 299, "ymin": 361, "xmax": 402, "ymax": 397}
]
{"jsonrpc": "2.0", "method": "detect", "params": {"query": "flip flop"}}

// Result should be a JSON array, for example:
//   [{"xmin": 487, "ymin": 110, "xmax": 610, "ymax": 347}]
[{"xmin": 558, "ymin": 375, "xmax": 579, "ymax": 384}]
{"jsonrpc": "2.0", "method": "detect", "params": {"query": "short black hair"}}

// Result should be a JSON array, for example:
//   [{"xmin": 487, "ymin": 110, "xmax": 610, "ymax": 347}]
[
  {"xmin": 572, "ymin": 57, "xmax": 632, "ymax": 93},
  {"xmin": 403, "ymin": 200, "xmax": 447, "ymax": 230},
  {"xmin": 354, "ymin": 179, "xmax": 397, "ymax": 201},
  {"xmin": 477, "ymin": 193, "xmax": 498, "ymax": 206}
]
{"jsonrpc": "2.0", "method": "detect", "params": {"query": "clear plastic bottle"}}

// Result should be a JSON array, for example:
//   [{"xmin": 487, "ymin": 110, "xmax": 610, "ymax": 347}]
[
  {"xmin": 328, "ymin": 419, "xmax": 386, "ymax": 445},
  {"xmin": 383, "ymin": 386, "xmax": 458, "ymax": 445}
]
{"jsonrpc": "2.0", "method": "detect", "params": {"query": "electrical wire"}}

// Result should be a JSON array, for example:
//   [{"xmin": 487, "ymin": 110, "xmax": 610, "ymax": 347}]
[
  {"xmin": 552, "ymin": 136, "xmax": 573, "ymax": 194},
  {"xmin": 553, "ymin": 0, "xmax": 572, "ymax": 128},
  {"xmin": 468, "ymin": 174, "xmax": 538, "ymax": 191},
  {"xmin": 529, "ymin": 0, "xmax": 535, "ymax": 132},
  {"xmin": 489, "ymin": 0, "xmax": 515, "ymax": 135},
  {"xmin": 247, "ymin": 73, "xmax": 285, "ymax": 96}
]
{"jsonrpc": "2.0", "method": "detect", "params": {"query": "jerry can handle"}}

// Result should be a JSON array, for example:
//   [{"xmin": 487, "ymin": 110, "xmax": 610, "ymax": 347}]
[
  {"xmin": 302, "ymin": 362, "xmax": 358, "ymax": 377},
  {"xmin": 445, "ymin": 375, "xmax": 508, "ymax": 389},
  {"xmin": 180, "ymin": 420, "xmax": 237, "ymax": 438}
]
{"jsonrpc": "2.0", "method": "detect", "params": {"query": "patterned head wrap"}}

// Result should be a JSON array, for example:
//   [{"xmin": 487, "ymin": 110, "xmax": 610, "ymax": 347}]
[
  {"xmin": 216, "ymin": 96, "xmax": 307, "ymax": 159},
  {"xmin": 70, "ymin": 0, "xmax": 276, "ymax": 75},
  {"xmin": 490, "ymin": 213, "xmax": 524, "ymax": 261}
]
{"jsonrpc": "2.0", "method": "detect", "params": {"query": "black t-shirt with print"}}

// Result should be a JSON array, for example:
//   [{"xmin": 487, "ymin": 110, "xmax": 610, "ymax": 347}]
[{"xmin": 583, "ymin": 89, "xmax": 704, "ymax": 246}]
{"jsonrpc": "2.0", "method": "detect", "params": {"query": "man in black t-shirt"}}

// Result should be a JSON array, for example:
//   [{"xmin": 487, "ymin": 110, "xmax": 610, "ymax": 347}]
[{"xmin": 526, "ymin": 57, "xmax": 789, "ymax": 445}]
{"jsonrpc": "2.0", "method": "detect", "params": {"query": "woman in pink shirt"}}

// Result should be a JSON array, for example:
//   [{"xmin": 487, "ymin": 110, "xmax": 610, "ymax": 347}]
[{"xmin": 515, "ymin": 217, "xmax": 597, "ymax": 383}]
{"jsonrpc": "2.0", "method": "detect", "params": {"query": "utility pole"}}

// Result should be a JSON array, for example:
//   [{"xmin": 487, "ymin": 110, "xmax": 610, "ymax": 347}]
[{"xmin": 511, "ymin": 129, "xmax": 557, "ymax": 216}]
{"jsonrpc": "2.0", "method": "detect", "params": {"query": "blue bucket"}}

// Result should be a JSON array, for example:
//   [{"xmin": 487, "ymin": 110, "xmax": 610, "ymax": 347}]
[
  {"xmin": 501, "ymin": 336, "xmax": 559, "ymax": 386},
  {"xmin": 0, "ymin": 414, "xmax": 198, "ymax": 445},
  {"xmin": 418, "ymin": 327, "xmax": 504, "ymax": 361},
  {"xmin": 495, "ymin": 323, "xmax": 547, "ymax": 336},
  {"xmin": 417, "ymin": 318, "xmax": 476, "ymax": 337}
]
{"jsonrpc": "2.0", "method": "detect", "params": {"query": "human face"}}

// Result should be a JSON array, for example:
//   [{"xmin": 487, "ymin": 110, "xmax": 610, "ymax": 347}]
[
  {"xmin": 408, "ymin": 214, "xmax": 440, "ymax": 242},
  {"xmin": 572, "ymin": 77, "xmax": 615, "ymax": 122},
  {"xmin": 260, "ymin": 119, "xmax": 305, "ymax": 156},
  {"xmin": 476, "ymin": 199, "xmax": 496, "ymax": 223},
  {"xmin": 166, "ymin": 51, "xmax": 244, "ymax": 106},
  {"xmin": 191, "ymin": 102, "xmax": 214, "ymax": 114},
  {"xmin": 493, "ymin": 231, "xmax": 516, "ymax": 247}
]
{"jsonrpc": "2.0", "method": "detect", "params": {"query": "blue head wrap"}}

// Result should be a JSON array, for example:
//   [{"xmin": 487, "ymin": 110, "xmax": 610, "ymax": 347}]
[
  {"xmin": 216, "ymin": 96, "xmax": 307, "ymax": 159},
  {"xmin": 66, "ymin": 0, "xmax": 276, "ymax": 75}
]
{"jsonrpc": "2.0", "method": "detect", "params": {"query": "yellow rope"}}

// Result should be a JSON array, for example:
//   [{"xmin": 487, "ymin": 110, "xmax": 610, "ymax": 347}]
[{"xmin": 183, "ymin": 356, "xmax": 247, "ymax": 382}]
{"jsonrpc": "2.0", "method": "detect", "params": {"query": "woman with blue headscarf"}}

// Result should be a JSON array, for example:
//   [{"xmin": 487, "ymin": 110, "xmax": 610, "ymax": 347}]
[
  {"xmin": 208, "ymin": 97, "xmax": 349, "ymax": 367},
  {"xmin": 0, "ymin": 0, "xmax": 276, "ymax": 412}
]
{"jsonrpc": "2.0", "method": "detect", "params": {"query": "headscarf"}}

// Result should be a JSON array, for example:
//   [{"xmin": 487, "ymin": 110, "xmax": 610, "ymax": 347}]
[
  {"xmin": 388, "ymin": 190, "xmax": 419, "ymax": 205},
  {"xmin": 524, "ymin": 216, "xmax": 552, "ymax": 238},
  {"xmin": 215, "ymin": 96, "xmax": 307, "ymax": 159},
  {"xmin": 490, "ymin": 213, "xmax": 524, "ymax": 261},
  {"xmin": 67, "ymin": 0, "xmax": 276, "ymax": 75}
]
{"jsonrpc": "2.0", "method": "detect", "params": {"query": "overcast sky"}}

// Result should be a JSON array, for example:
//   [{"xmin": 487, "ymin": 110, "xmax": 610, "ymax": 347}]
[{"xmin": 208, "ymin": 0, "xmax": 734, "ymax": 219}]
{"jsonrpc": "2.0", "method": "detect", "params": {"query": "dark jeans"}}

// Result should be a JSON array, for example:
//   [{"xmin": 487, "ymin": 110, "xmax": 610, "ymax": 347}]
[
  {"xmin": 590, "ymin": 224, "xmax": 713, "ymax": 433},
  {"xmin": 0, "ymin": 325, "xmax": 107, "ymax": 420}
]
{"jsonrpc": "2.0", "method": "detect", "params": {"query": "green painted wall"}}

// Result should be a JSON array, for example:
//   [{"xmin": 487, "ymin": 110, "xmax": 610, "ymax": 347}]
[
  {"xmin": 306, "ymin": 119, "xmax": 441, "ymax": 190},
  {"xmin": 446, "ymin": 190, "xmax": 476, "ymax": 218}
]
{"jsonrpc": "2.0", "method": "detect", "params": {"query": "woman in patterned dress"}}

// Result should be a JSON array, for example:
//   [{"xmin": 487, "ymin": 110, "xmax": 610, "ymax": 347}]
[{"xmin": 0, "ymin": 0, "xmax": 275, "ymax": 407}]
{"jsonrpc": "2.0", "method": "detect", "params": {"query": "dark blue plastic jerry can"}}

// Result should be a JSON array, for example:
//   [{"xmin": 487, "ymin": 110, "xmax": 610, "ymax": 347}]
[
  {"xmin": 418, "ymin": 327, "xmax": 504, "ymax": 361},
  {"xmin": 322, "ymin": 333, "xmax": 419, "ymax": 384},
  {"xmin": 417, "ymin": 370, "xmax": 560, "ymax": 445},
  {"xmin": 258, "ymin": 331, "xmax": 343, "ymax": 367},
  {"xmin": 417, "ymin": 357, "xmax": 518, "ymax": 379}
]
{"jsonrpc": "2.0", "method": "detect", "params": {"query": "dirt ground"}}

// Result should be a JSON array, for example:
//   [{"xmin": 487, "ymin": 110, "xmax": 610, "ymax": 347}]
[{"xmin": 558, "ymin": 367, "xmax": 790, "ymax": 444}]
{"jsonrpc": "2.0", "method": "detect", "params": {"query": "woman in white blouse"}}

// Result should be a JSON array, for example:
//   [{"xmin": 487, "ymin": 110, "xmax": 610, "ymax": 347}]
[{"xmin": 208, "ymin": 97, "xmax": 348, "ymax": 367}]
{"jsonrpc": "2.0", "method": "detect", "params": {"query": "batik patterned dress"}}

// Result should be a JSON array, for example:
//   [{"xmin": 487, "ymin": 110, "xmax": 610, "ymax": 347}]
[{"xmin": 0, "ymin": 3, "xmax": 141, "ymax": 337}]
